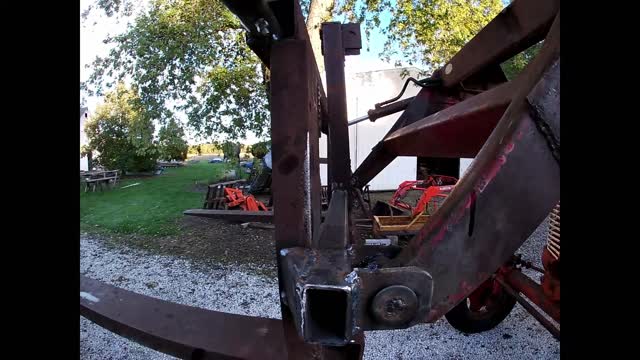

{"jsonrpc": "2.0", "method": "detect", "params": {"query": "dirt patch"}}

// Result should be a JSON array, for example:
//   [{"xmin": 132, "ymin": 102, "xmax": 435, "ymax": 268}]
[
  {"xmin": 92, "ymin": 216, "xmax": 277, "ymax": 277},
  {"xmin": 85, "ymin": 191, "xmax": 395, "ymax": 278}
]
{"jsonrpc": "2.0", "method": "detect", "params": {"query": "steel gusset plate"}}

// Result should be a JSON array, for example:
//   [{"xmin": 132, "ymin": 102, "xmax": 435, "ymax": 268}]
[{"xmin": 391, "ymin": 13, "xmax": 560, "ymax": 323}]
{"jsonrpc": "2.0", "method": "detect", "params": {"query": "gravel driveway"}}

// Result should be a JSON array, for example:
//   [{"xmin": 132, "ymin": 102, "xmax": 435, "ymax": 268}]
[{"xmin": 80, "ymin": 218, "xmax": 559, "ymax": 359}]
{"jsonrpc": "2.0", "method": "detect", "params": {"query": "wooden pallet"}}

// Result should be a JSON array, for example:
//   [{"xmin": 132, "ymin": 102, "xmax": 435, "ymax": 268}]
[
  {"xmin": 203, "ymin": 180, "xmax": 248, "ymax": 209},
  {"xmin": 372, "ymin": 214, "xmax": 430, "ymax": 237}
]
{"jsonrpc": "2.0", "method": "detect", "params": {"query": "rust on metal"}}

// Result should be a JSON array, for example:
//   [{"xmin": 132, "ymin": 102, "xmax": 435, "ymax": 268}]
[
  {"xmin": 315, "ymin": 189, "xmax": 350, "ymax": 249},
  {"xmin": 495, "ymin": 275, "xmax": 560, "ymax": 340},
  {"xmin": 270, "ymin": 39, "xmax": 320, "ymax": 249},
  {"xmin": 498, "ymin": 267, "xmax": 560, "ymax": 322},
  {"xmin": 352, "ymin": 87, "xmax": 459, "ymax": 188},
  {"xmin": 322, "ymin": 22, "xmax": 360, "ymax": 190},
  {"xmin": 368, "ymin": 97, "xmax": 414, "ymax": 122},
  {"xmin": 80, "ymin": 275, "xmax": 287, "ymax": 360},
  {"xmin": 391, "ymin": 13, "xmax": 560, "ymax": 322},
  {"xmin": 384, "ymin": 81, "xmax": 514, "ymax": 158},
  {"xmin": 266, "ymin": 1, "xmax": 334, "ymax": 357},
  {"xmin": 439, "ymin": 0, "xmax": 560, "ymax": 87},
  {"xmin": 370, "ymin": 285, "xmax": 419, "ymax": 327}
]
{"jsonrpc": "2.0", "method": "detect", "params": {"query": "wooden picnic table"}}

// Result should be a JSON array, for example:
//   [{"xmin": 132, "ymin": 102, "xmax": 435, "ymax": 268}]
[
  {"xmin": 158, "ymin": 161, "xmax": 184, "ymax": 168},
  {"xmin": 81, "ymin": 170, "xmax": 120, "ymax": 192}
]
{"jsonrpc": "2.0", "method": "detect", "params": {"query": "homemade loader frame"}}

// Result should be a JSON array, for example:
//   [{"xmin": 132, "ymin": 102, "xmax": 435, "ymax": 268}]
[{"xmin": 80, "ymin": 0, "xmax": 560, "ymax": 358}]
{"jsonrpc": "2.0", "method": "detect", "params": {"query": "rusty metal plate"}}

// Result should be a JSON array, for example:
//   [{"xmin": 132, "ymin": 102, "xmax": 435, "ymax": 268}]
[
  {"xmin": 440, "ymin": 0, "xmax": 559, "ymax": 87},
  {"xmin": 80, "ymin": 276, "xmax": 286, "ymax": 360},
  {"xmin": 384, "ymin": 81, "xmax": 514, "ymax": 158}
]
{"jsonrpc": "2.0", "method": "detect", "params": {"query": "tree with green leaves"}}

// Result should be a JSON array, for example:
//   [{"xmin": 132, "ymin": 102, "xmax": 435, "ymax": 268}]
[
  {"xmin": 84, "ymin": 83, "xmax": 159, "ymax": 172},
  {"xmin": 157, "ymin": 118, "xmax": 189, "ymax": 161},
  {"xmin": 249, "ymin": 140, "xmax": 271, "ymax": 160},
  {"xmin": 83, "ymin": 0, "xmax": 528, "ymax": 145},
  {"xmin": 82, "ymin": 0, "xmax": 270, "ymax": 142},
  {"xmin": 221, "ymin": 141, "xmax": 241, "ymax": 163},
  {"xmin": 501, "ymin": 42, "xmax": 542, "ymax": 80},
  {"xmin": 336, "ymin": 0, "xmax": 538, "ymax": 78},
  {"xmin": 336, "ymin": 0, "xmax": 503, "ymax": 71}
]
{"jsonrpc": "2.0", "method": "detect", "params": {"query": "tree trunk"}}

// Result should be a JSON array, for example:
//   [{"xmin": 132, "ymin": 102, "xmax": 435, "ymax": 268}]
[
  {"xmin": 306, "ymin": 0, "xmax": 335, "ymax": 76},
  {"xmin": 261, "ymin": 63, "xmax": 271, "ymax": 110}
]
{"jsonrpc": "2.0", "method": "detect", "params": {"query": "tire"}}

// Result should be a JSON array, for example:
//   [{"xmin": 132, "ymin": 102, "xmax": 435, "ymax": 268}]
[{"xmin": 444, "ymin": 277, "xmax": 516, "ymax": 333}]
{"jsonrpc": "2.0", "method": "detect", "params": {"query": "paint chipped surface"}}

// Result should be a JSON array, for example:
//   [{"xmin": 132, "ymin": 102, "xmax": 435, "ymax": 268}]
[{"xmin": 80, "ymin": 292, "xmax": 100, "ymax": 303}]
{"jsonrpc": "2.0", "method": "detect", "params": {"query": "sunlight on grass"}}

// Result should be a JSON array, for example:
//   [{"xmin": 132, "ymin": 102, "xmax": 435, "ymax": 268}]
[{"xmin": 80, "ymin": 162, "xmax": 230, "ymax": 236}]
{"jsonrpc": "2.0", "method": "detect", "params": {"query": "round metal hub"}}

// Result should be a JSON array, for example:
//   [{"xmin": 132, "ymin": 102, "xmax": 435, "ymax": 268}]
[{"xmin": 371, "ymin": 285, "xmax": 419, "ymax": 326}]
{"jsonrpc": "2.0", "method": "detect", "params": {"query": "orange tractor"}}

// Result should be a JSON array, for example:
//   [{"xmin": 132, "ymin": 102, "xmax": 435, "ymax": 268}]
[
  {"xmin": 224, "ymin": 187, "xmax": 269, "ymax": 211},
  {"xmin": 389, "ymin": 175, "xmax": 458, "ymax": 217}
]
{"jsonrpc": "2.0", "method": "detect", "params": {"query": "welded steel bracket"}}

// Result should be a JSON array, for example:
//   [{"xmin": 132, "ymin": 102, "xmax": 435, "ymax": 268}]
[{"xmin": 279, "ymin": 247, "xmax": 433, "ymax": 345}]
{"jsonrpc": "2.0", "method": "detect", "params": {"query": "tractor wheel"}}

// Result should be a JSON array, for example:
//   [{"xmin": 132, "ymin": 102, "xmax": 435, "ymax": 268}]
[{"xmin": 445, "ymin": 276, "xmax": 516, "ymax": 334}]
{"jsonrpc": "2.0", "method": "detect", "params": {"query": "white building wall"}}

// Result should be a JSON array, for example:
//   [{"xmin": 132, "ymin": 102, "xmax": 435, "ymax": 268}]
[
  {"xmin": 320, "ymin": 67, "xmax": 422, "ymax": 191},
  {"xmin": 80, "ymin": 157, "xmax": 88, "ymax": 171},
  {"xmin": 460, "ymin": 158, "xmax": 474, "ymax": 178}
]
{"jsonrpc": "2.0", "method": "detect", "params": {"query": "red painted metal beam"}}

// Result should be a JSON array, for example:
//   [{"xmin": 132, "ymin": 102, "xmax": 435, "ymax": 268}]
[
  {"xmin": 439, "ymin": 0, "xmax": 559, "ymax": 87},
  {"xmin": 384, "ymin": 81, "xmax": 514, "ymax": 158},
  {"xmin": 495, "ymin": 275, "xmax": 560, "ymax": 339},
  {"xmin": 390, "ymin": 13, "xmax": 560, "ymax": 323},
  {"xmin": 351, "ymin": 87, "xmax": 459, "ymax": 188},
  {"xmin": 498, "ymin": 269, "xmax": 560, "ymax": 322}
]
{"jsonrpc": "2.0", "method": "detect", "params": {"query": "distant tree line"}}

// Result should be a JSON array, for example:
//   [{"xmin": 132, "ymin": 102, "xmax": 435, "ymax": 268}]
[
  {"xmin": 84, "ymin": 83, "xmax": 189, "ymax": 173},
  {"xmin": 187, "ymin": 140, "xmax": 271, "ymax": 160}
]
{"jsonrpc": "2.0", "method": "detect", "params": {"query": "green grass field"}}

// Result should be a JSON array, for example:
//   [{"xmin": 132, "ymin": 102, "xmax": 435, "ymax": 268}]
[{"xmin": 80, "ymin": 162, "xmax": 235, "ymax": 236}]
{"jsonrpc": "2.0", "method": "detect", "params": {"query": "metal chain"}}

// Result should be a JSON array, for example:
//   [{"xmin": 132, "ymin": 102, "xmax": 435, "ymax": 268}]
[{"xmin": 527, "ymin": 101, "xmax": 560, "ymax": 165}]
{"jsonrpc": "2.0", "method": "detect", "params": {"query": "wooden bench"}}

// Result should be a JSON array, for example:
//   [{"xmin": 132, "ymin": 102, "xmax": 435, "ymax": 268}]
[
  {"xmin": 82, "ymin": 170, "xmax": 120, "ymax": 192},
  {"xmin": 158, "ymin": 162, "xmax": 183, "ymax": 168}
]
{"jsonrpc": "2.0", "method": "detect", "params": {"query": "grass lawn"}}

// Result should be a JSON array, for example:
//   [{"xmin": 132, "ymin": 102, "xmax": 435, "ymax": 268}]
[{"xmin": 80, "ymin": 162, "xmax": 238, "ymax": 236}]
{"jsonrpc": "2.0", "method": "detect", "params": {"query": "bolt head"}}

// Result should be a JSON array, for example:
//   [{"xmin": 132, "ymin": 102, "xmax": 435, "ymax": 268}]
[
  {"xmin": 445, "ymin": 63, "xmax": 453, "ymax": 75},
  {"xmin": 370, "ymin": 285, "xmax": 418, "ymax": 327}
]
